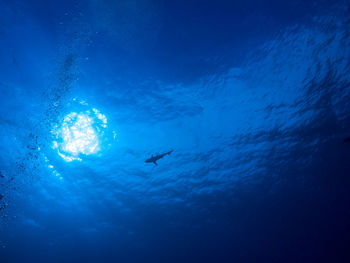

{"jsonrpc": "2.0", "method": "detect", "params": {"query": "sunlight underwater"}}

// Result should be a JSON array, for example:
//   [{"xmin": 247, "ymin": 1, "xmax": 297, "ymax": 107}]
[{"xmin": 0, "ymin": 2, "xmax": 349, "ymax": 263}]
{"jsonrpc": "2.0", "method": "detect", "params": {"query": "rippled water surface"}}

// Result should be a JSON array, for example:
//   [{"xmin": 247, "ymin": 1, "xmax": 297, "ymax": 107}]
[{"xmin": 1, "ymin": 1, "xmax": 350, "ymax": 262}]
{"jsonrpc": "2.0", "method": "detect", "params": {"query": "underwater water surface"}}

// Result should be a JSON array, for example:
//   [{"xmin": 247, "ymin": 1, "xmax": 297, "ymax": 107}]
[{"xmin": 1, "ymin": 0, "xmax": 350, "ymax": 262}]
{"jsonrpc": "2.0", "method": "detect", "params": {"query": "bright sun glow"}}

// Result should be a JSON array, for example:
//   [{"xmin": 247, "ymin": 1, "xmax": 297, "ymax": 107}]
[
  {"xmin": 52, "ymin": 106, "xmax": 108, "ymax": 162},
  {"xmin": 62, "ymin": 112, "xmax": 99, "ymax": 155}
]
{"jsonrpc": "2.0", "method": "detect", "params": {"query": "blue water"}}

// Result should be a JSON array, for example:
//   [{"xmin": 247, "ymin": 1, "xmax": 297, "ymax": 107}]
[{"xmin": 1, "ymin": 0, "xmax": 350, "ymax": 262}]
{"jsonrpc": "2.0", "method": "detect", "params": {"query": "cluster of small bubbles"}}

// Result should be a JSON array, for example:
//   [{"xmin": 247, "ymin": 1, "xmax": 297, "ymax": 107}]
[
  {"xmin": 0, "ymin": 53, "xmax": 78, "ymax": 215},
  {"xmin": 0, "ymin": 171, "xmax": 10, "ymax": 223},
  {"xmin": 43, "ymin": 156, "xmax": 63, "ymax": 180}
]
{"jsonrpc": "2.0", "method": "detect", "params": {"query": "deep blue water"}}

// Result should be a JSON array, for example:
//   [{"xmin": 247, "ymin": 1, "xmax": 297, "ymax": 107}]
[{"xmin": 1, "ymin": 0, "xmax": 350, "ymax": 262}]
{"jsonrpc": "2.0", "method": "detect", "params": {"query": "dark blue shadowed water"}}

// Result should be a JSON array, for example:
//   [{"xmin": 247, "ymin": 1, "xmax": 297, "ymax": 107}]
[{"xmin": 1, "ymin": 1, "xmax": 350, "ymax": 262}]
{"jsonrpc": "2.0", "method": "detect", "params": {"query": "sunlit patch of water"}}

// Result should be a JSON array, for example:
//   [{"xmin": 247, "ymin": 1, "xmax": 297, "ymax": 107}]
[{"xmin": 51, "ymin": 100, "xmax": 109, "ymax": 162}]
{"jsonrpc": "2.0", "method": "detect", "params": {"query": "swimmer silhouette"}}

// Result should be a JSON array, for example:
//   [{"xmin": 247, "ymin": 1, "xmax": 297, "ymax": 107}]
[{"xmin": 145, "ymin": 150, "xmax": 174, "ymax": 166}]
